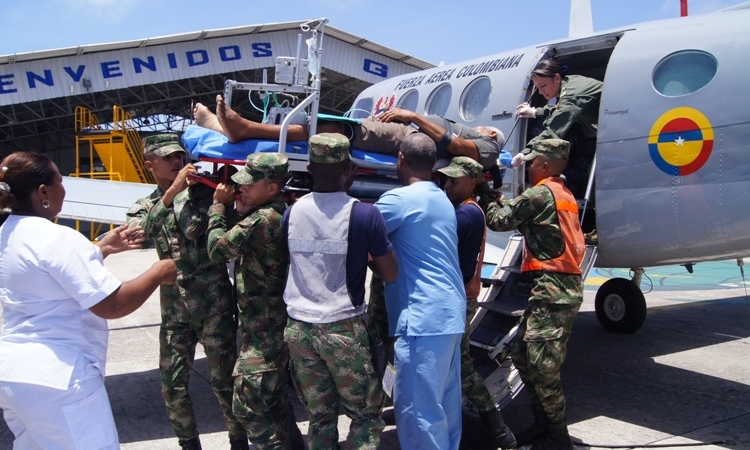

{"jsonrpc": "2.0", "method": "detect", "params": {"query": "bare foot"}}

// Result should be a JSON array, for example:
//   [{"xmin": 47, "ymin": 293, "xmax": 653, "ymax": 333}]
[
  {"xmin": 214, "ymin": 94, "xmax": 309, "ymax": 143},
  {"xmin": 194, "ymin": 103, "xmax": 225, "ymax": 135},
  {"xmin": 215, "ymin": 94, "xmax": 255, "ymax": 143}
]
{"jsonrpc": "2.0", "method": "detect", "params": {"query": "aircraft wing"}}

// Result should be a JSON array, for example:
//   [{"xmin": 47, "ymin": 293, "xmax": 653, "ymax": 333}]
[{"xmin": 60, "ymin": 176, "xmax": 155, "ymax": 225}]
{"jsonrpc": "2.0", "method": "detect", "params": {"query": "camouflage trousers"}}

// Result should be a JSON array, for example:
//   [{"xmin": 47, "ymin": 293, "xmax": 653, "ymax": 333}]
[
  {"xmin": 284, "ymin": 316, "xmax": 386, "ymax": 450},
  {"xmin": 510, "ymin": 299, "xmax": 582, "ymax": 424},
  {"xmin": 460, "ymin": 297, "xmax": 496, "ymax": 414},
  {"xmin": 366, "ymin": 274, "xmax": 394, "ymax": 354},
  {"xmin": 233, "ymin": 367, "xmax": 294, "ymax": 450},
  {"xmin": 158, "ymin": 289, "xmax": 244, "ymax": 441}
]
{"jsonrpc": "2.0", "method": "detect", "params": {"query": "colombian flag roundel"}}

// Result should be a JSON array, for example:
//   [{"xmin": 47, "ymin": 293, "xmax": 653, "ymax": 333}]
[{"xmin": 648, "ymin": 107, "xmax": 713, "ymax": 176}]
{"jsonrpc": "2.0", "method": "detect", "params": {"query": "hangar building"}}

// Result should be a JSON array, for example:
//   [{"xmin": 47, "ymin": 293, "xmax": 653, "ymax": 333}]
[{"xmin": 0, "ymin": 19, "xmax": 434, "ymax": 175}]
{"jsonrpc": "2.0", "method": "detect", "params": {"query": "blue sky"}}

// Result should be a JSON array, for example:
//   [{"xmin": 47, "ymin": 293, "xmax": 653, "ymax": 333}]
[{"xmin": 1, "ymin": 0, "xmax": 747, "ymax": 65}]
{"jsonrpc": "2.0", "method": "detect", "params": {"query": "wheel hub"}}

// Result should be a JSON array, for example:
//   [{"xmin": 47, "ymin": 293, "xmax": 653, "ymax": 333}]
[{"xmin": 603, "ymin": 295, "xmax": 626, "ymax": 321}]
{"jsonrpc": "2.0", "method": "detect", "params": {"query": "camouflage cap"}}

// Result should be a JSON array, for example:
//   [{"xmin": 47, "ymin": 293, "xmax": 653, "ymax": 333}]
[
  {"xmin": 309, "ymin": 133, "xmax": 350, "ymax": 164},
  {"xmin": 437, "ymin": 156, "xmax": 483, "ymax": 180},
  {"xmin": 142, "ymin": 133, "xmax": 186, "ymax": 157},
  {"xmin": 231, "ymin": 153, "xmax": 289, "ymax": 185},
  {"xmin": 522, "ymin": 138, "xmax": 570, "ymax": 161}
]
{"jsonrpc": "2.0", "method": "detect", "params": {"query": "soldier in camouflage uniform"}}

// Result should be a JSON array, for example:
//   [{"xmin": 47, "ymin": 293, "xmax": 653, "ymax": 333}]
[
  {"xmin": 515, "ymin": 58, "xmax": 602, "ymax": 197},
  {"xmin": 282, "ymin": 133, "xmax": 398, "ymax": 450},
  {"xmin": 125, "ymin": 134, "xmax": 246, "ymax": 450},
  {"xmin": 437, "ymin": 157, "xmax": 516, "ymax": 449},
  {"xmin": 207, "ymin": 152, "xmax": 301, "ymax": 450},
  {"xmin": 477, "ymin": 139, "xmax": 586, "ymax": 450}
]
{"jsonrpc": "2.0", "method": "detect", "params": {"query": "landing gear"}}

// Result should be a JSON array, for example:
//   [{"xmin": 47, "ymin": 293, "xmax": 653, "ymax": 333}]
[{"xmin": 594, "ymin": 271, "xmax": 646, "ymax": 333}]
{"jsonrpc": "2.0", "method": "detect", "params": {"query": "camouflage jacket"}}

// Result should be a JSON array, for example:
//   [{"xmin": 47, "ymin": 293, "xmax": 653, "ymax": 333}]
[
  {"xmin": 527, "ymin": 74, "xmax": 603, "ymax": 151},
  {"xmin": 206, "ymin": 196, "xmax": 289, "ymax": 373},
  {"xmin": 479, "ymin": 179, "xmax": 567, "ymax": 262},
  {"xmin": 478, "ymin": 179, "xmax": 583, "ymax": 304},
  {"xmin": 125, "ymin": 184, "xmax": 232, "ymax": 299}
]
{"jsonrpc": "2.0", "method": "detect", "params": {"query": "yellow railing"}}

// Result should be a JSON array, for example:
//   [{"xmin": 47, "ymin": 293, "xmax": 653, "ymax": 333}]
[
  {"xmin": 72, "ymin": 105, "xmax": 154, "ymax": 183},
  {"xmin": 113, "ymin": 106, "xmax": 154, "ymax": 184},
  {"xmin": 71, "ymin": 105, "xmax": 153, "ymax": 240}
]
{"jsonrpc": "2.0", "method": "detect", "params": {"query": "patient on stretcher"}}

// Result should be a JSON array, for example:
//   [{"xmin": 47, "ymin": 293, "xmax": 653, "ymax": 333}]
[{"xmin": 193, "ymin": 95, "xmax": 508, "ymax": 171}]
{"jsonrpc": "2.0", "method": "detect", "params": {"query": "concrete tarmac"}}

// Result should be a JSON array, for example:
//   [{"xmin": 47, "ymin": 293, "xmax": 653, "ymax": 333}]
[{"xmin": 2, "ymin": 247, "xmax": 750, "ymax": 449}]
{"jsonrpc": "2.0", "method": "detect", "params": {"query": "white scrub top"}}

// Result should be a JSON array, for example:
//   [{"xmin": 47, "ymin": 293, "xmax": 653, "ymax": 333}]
[{"xmin": 0, "ymin": 215, "xmax": 122, "ymax": 390}]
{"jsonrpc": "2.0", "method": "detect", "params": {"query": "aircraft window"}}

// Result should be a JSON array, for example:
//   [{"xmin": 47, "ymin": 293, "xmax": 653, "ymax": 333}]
[
  {"xmin": 459, "ymin": 76, "xmax": 492, "ymax": 122},
  {"xmin": 653, "ymin": 50, "xmax": 718, "ymax": 97},
  {"xmin": 397, "ymin": 89, "xmax": 419, "ymax": 112},
  {"xmin": 349, "ymin": 97, "xmax": 373, "ymax": 119},
  {"xmin": 425, "ymin": 83, "xmax": 452, "ymax": 117}
]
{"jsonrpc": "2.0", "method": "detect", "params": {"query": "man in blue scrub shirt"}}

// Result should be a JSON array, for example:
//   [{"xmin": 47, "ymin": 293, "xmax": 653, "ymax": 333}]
[{"xmin": 375, "ymin": 133, "xmax": 466, "ymax": 450}]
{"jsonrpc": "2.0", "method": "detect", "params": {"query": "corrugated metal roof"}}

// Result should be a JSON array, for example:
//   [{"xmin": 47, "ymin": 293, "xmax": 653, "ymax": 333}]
[
  {"xmin": 0, "ymin": 19, "xmax": 434, "ymax": 156},
  {"xmin": 0, "ymin": 20, "xmax": 435, "ymax": 70}
]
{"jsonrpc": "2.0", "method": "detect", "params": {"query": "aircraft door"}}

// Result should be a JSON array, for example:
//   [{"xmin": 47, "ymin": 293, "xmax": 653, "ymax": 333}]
[{"xmin": 508, "ymin": 48, "xmax": 551, "ymax": 198}]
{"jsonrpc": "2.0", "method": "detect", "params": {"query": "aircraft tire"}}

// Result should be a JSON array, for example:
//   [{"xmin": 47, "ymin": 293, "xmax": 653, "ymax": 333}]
[{"xmin": 594, "ymin": 278, "xmax": 647, "ymax": 333}]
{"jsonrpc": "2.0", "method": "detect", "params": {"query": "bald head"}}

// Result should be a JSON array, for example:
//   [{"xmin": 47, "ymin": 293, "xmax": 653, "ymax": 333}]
[{"xmin": 474, "ymin": 126, "xmax": 505, "ymax": 149}]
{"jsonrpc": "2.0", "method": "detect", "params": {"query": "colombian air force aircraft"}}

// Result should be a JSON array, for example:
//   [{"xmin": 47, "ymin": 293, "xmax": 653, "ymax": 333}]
[{"xmin": 343, "ymin": 1, "xmax": 750, "ymax": 335}]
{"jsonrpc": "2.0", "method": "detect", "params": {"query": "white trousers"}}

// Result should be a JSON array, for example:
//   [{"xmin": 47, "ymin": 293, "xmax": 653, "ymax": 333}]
[{"xmin": 0, "ymin": 360, "xmax": 119, "ymax": 449}]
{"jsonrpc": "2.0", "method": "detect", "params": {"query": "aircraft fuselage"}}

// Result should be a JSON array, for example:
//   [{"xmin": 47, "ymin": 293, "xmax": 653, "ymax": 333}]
[{"xmin": 350, "ymin": 4, "xmax": 750, "ymax": 269}]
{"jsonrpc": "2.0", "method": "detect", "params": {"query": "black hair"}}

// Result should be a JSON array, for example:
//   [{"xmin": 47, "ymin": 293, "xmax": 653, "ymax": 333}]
[
  {"xmin": 400, "ymin": 133, "xmax": 436, "ymax": 172},
  {"xmin": 267, "ymin": 168, "xmax": 290, "ymax": 192},
  {"xmin": 531, "ymin": 59, "xmax": 569, "ymax": 79},
  {"xmin": 0, "ymin": 151, "xmax": 57, "ymax": 214},
  {"xmin": 309, "ymin": 159, "xmax": 350, "ymax": 190}
]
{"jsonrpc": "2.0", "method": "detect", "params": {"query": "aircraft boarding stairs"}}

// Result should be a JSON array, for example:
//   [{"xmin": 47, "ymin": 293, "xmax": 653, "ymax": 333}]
[
  {"xmin": 465, "ymin": 234, "xmax": 598, "ymax": 413},
  {"xmin": 69, "ymin": 105, "xmax": 154, "ymax": 240},
  {"xmin": 72, "ymin": 105, "xmax": 154, "ymax": 184}
]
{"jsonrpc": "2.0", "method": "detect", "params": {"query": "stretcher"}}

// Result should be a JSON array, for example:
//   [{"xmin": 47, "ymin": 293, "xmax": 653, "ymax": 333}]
[
  {"xmin": 182, "ymin": 120, "xmax": 510, "ymax": 201},
  {"xmin": 181, "ymin": 122, "xmax": 403, "ymax": 201},
  {"xmin": 181, "ymin": 121, "xmax": 400, "ymax": 171}
]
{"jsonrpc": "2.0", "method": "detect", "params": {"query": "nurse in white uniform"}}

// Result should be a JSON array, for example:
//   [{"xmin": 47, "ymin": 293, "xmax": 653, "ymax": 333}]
[{"xmin": 0, "ymin": 151, "xmax": 177, "ymax": 450}]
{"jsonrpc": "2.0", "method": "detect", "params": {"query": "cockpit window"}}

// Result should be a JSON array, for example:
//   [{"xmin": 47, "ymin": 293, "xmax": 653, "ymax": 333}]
[
  {"xmin": 425, "ymin": 83, "xmax": 452, "ymax": 117},
  {"xmin": 397, "ymin": 89, "xmax": 419, "ymax": 112},
  {"xmin": 459, "ymin": 76, "xmax": 491, "ymax": 122},
  {"xmin": 653, "ymin": 50, "xmax": 718, "ymax": 97}
]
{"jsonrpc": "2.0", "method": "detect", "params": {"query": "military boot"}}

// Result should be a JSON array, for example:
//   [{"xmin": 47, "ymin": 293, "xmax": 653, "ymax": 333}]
[
  {"xmin": 480, "ymin": 408, "xmax": 517, "ymax": 449},
  {"xmin": 178, "ymin": 436, "xmax": 202, "ymax": 450},
  {"xmin": 229, "ymin": 436, "xmax": 250, "ymax": 450},
  {"xmin": 514, "ymin": 403, "xmax": 548, "ymax": 446},
  {"xmin": 530, "ymin": 421, "xmax": 574, "ymax": 450}
]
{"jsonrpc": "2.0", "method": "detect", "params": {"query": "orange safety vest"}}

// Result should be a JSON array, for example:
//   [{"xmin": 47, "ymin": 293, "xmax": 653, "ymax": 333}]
[
  {"xmin": 521, "ymin": 177, "xmax": 585, "ymax": 275},
  {"xmin": 462, "ymin": 198, "xmax": 486, "ymax": 299}
]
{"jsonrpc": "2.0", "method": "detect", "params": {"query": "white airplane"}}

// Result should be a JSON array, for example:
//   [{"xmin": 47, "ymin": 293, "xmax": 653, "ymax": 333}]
[{"xmin": 339, "ymin": 0, "xmax": 750, "ymax": 336}]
